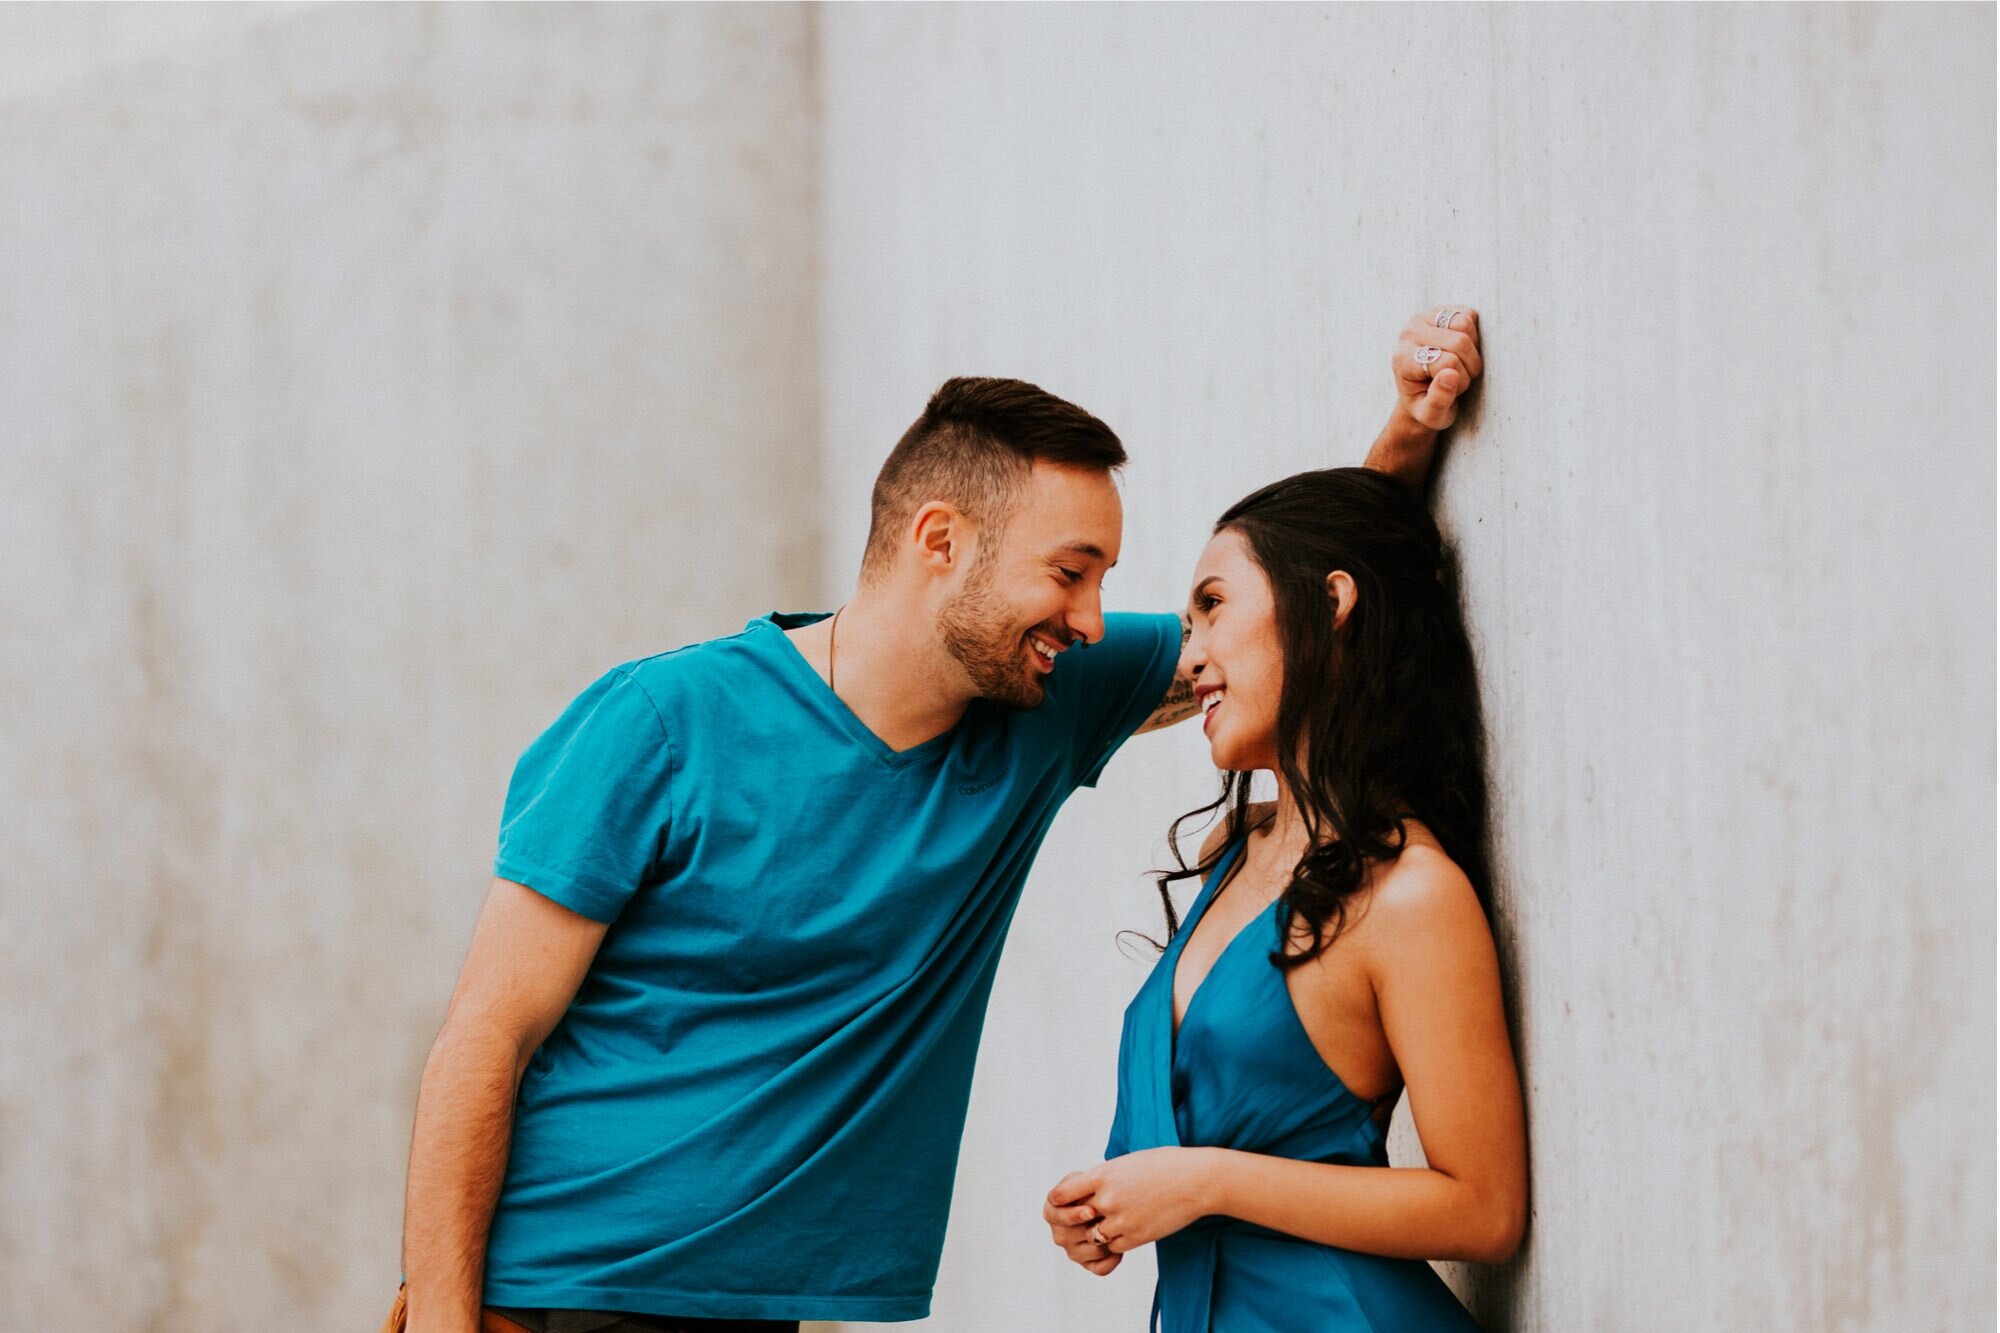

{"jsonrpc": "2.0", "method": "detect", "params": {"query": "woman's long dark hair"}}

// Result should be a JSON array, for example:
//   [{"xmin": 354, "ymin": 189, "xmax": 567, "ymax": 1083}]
[{"xmin": 1156, "ymin": 467, "xmax": 1491, "ymax": 969}]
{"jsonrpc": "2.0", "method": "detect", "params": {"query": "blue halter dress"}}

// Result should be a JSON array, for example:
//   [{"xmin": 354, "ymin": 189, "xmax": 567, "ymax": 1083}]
[{"xmin": 1105, "ymin": 837, "xmax": 1481, "ymax": 1332}]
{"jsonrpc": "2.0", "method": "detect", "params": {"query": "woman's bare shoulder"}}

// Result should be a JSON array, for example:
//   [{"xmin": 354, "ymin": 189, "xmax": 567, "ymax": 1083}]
[{"xmin": 1363, "ymin": 832, "xmax": 1490, "ymax": 955}]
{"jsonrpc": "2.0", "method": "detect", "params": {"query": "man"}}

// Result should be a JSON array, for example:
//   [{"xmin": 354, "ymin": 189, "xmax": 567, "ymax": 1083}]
[{"xmin": 390, "ymin": 309, "xmax": 1483, "ymax": 1333}]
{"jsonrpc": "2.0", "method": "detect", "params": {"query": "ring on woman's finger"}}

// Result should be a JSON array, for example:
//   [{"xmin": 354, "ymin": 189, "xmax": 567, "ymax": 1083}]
[
  {"xmin": 1414, "ymin": 345, "xmax": 1443, "ymax": 375},
  {"xmin": 1087, "ymin": 1225, "xmax": 1108, "ymax": 1246},
  {"xmin": 1434, "ymin": 308, "xmax": 1458, "ymax": 330}
]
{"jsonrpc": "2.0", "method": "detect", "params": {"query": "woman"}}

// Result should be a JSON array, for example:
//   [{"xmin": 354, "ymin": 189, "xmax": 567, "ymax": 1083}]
[{"xmin": 1044, "ymin": 467, "xmax": 1526, "ymax": 1330}]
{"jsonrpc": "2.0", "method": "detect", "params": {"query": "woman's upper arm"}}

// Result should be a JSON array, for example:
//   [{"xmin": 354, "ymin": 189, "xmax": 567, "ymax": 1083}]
[{"xmin": 1367, "ymin": 855, "xmax": 1526, "ymax": 1235}]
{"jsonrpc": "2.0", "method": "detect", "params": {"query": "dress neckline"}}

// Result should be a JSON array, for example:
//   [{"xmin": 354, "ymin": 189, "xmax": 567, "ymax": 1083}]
[
  {"xmin": 1162, "ymin": 832, "xmax": 1379, "ymax": 1114},
  {"xmin": 1168, "ymin": 836, "xmax": 1264, "ymax": 1035}
]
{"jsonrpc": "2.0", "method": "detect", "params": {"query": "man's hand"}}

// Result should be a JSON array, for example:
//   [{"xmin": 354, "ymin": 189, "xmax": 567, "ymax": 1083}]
[
  {"xmin": 1394, "ymin": 305, "xmax": 1483, "ymax": 431},
  {"xmin": 1366, "ymin": 304, "xmax": 1484, "ymax": 491}
]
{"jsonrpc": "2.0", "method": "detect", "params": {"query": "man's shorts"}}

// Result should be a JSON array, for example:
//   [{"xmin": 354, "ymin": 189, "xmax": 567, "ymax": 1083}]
[
  {"xmin": 378, "ymin": 1286, "xmax": 530, "ymax": 1333},
  {"xmin": 379, "ymin": 1284, "xmax": 800, "ymax": 1333}
]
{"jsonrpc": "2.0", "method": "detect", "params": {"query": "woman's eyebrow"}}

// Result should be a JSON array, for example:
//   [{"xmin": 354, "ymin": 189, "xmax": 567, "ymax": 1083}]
[{"xmin": 1188, "ymin": 575, "xmax": 1222, "ymax": 604}]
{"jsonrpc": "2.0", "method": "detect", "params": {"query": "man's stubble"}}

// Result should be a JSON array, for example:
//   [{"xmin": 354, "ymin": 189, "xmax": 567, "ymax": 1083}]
[{"xmin": 936, "ymin": 551, "xmax": 1049, "ymax": 711}]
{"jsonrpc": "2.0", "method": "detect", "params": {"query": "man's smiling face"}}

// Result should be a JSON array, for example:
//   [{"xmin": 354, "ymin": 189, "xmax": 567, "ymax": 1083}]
[{"xmin": 937, "ymin": 461, "xmax": 1124, "ymax": 708}]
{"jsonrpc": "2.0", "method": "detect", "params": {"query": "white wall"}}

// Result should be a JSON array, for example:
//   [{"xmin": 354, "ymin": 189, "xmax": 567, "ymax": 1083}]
[
  {"xmin": 816, "ymin": 6, "xmax": 1994, "ymax": 1330},
  {"xmin": 0, "ymin": 6, "xmax": 818, "ymax": 1327}
]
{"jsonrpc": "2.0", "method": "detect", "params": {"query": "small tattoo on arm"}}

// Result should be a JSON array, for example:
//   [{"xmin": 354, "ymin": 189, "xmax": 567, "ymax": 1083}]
[
  {"xmin": 1144, "ymin": 674, "xmax": 1201, "ymax": 730},
  {"xmin": 1135, "ymin": 613, "xmax": 1200, "ymax": 733}
]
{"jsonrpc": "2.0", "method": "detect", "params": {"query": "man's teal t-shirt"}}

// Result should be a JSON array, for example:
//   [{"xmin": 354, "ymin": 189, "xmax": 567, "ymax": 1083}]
[{"xmin": 481, "ymin": 610, "xmax": 1182, "ymax": 1321}]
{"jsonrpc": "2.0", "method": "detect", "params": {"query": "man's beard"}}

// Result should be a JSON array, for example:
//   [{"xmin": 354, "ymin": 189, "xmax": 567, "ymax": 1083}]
[{"xmin": 937, "ymin": 557, "xmax": 1052, "ymax": 710}]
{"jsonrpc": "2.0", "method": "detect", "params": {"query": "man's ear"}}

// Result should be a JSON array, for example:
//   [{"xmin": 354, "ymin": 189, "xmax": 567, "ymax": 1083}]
[
  {"xmin": 1325, "ymin": 570, "xmax": 1358, "ymax": 631},
  {"xmin": 912, "ymin": 501, "xmax": 970, "ymax": 573}
]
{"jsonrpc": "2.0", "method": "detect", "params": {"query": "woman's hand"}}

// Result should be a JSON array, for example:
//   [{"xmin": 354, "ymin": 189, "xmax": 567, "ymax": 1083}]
[
  {"xmin": 1043, "ymin": 1186, "xmax": 1122, "ymax": 1275},
  {"xmin": 1045, "ymin": 1147, "xmax": 1219, "ymax": 1257}
]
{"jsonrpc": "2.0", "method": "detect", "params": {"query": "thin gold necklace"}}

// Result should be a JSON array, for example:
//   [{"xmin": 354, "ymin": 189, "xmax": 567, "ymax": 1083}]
[{"xmin": 827, "ymin": 605, "xmax": 845, "ymax": 693}]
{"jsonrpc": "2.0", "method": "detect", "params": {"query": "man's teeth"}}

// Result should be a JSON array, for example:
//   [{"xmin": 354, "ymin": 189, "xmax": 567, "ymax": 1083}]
[{"xmin": 1032, "ymin": 639, "xmax": 1057, "ymax": 661}]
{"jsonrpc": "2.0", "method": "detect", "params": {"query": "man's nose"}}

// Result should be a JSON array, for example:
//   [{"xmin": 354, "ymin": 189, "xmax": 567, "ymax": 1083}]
[{"xmin": 1066, "ymin": 589, "xmax": 1106, "ymax": 646}]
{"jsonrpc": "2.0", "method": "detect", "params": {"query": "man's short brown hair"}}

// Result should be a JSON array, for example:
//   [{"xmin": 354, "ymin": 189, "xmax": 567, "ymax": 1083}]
[{"xmin": 862, "ymin": 377, "xmax": 1126, "ymax": 581}]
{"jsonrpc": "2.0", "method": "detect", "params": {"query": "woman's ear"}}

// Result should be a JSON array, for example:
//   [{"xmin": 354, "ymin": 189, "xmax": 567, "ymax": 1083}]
[{"xmin": 1325, "ymin": 570, "xmax": 1357, "ymax": 632}]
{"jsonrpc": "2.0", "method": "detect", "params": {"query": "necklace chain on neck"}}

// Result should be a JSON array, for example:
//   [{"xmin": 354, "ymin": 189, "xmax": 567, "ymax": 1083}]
[{"xmin": 827, "ymin": 605, "xmax": 845, "ymax": 694}]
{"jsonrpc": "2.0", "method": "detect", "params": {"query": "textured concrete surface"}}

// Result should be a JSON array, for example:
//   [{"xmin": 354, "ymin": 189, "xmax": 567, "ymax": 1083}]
[
  {"xmin": 0, "ymin": 6, "xmax": 818, "ymax": 1328},
  {"xmin": 815, "ymin": 5, "xmax": 1993, "ymax": 1331}
]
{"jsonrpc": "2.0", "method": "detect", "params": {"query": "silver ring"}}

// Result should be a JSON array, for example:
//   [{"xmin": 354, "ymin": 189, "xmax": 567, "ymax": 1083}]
[
  {"xmin": 1434, "ymin": 308, "xmax": 1457, "ymax": 329},
  {"xmin": 1414, "ymin": 345, "xmax": 1443, "ymax": 371},
  {"xmin": 1087, "ymin": 1225, "xmax": 1108, "ymax": 1246}
]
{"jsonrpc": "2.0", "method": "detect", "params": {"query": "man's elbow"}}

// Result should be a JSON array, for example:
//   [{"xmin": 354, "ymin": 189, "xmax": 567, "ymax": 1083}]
[{"xmin": 426, "ymin": 1003, "xmax": 542, "ymax": 1091}]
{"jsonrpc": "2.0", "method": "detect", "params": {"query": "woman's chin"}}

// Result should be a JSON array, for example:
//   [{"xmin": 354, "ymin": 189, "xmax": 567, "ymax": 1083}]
[
  {"xmin": 1206, "ymin": 729, "xmax": 1277, "ymax": 775},
  {"xmin": 1206, "ymin": 737, "xmax": 1251, "ymax": 772}
]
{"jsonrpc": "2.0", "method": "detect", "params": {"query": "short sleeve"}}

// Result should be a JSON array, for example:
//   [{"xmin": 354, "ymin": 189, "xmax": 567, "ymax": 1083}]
[
  {"xmin": 1049, "ymin": 612, "xmax": 1184, "ymax": 788},
  {"xmin": 493, "ymin": 667, "xmax": 675, "ymax": 923}
]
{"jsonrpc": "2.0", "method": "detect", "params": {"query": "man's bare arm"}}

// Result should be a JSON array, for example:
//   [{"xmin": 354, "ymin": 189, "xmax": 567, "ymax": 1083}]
[
  {"xmin": 1367, "ymin": 304, "xmax": 1484, "ymax": 493},
  {"xmin": 1364, "ymin": 413, "xmax": 1444, "ymax": 494},
  {"xmin": 402, "ymin": 879, "xmax": 609, "ymax": 1333},
  {"xmin": 1133, "ymin": 612, "xmax": 1198, "ymax": 735}
]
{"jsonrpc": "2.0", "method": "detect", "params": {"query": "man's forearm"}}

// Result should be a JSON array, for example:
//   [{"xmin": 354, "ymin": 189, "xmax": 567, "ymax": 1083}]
[
  {"xmin": 402, "ymin": 1020, "xmax": 524, "ymax": 1333},
  {"xmin": 1363, "ymin": 409, "xmax": 1443, "ymax": 494}
]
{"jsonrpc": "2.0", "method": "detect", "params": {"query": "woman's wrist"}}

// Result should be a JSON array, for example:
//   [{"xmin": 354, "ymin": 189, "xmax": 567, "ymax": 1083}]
[{"xmin": 1188, "ymin": 1146, "xmax": 1235, "ymax": 1218}]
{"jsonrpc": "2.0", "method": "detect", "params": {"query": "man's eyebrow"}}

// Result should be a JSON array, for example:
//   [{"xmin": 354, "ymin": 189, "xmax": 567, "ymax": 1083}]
[{"xmin": 1054, "ymin": 541, "xmax": 1113, "ymax": 565}]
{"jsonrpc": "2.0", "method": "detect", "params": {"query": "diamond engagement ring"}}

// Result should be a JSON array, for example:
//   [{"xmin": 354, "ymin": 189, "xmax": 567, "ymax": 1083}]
[
  {"xmin": 1434, "ymin": 308, "xmax": 1458, "ymax": 329},
  {"xmin": 1088, "ymin": 1226, "xmax": 1108, "ymax": 1246},
  {"xmin": 1415, "ymin": 345, "xmax": 1444, "ymax": 369}
]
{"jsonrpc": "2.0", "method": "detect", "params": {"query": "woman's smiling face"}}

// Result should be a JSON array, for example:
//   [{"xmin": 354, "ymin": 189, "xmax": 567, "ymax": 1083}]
[{"xmin": 1183, "ymin": 528, "xmax": 1287, "ymax": 774}]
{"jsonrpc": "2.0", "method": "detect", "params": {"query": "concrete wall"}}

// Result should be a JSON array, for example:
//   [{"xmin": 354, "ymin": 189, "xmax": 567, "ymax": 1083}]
[
  {"xmin": 0, "ymin": 5, "xmax": 818, "ymax": 1328},
  {"xmin": 816, "ymin": 5, "xmax": 1993, "ymax": 1331}
]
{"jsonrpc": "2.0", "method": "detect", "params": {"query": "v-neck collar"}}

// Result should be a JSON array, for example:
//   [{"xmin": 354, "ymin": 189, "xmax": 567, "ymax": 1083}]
[
  {"xmin": 1159, "ymin": 829, "xmax": 1378, "ymax": 1117},
  {"xmin": 1167, "ymin": 835, "xmax": 1267, "ymax": 1038},
  {"xmin": 1138, "ymin": 836, "xmax": 1253, "ymax": 1156},
  {"xmin": 750, "ymin": 612, "xmax": 962, "ymax": 769}
]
